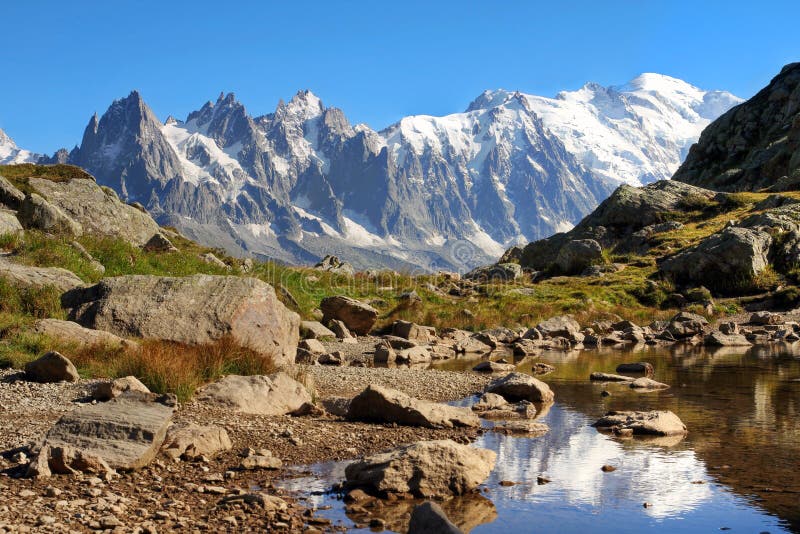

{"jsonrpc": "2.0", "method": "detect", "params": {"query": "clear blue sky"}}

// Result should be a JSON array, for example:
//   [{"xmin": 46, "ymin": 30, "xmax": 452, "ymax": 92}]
[{"xmin": 2, "ymin": 0, "xmax": 798, "ymax": 154}]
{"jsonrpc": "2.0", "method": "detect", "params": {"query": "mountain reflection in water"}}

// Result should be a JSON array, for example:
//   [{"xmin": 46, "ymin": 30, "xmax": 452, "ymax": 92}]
[{"xmin": 282, "ymin": 343, "xmax": 800, "ymax": 533}]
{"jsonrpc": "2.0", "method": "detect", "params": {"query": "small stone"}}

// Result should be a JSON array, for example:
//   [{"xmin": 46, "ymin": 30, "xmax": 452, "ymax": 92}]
[
  {"xmin": 537, "ymin": 476, "xmax": 551, "ymax": 485},
  {"xmin": 601, "ymin": 465, "xmax": 616, "ymax": 472}
]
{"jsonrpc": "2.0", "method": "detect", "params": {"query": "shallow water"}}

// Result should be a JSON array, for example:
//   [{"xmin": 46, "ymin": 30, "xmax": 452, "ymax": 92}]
[{"xmin": 281, "ymin": 343, "xmax": 800, "ymax": 533}]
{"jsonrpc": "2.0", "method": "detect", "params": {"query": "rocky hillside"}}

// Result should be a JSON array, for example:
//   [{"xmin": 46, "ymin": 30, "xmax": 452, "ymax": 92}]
[
  {"xmin": 673, "ymin": 62, "xmax": 800, "ymax": 191},
  {"xmin": 16, "ymin": 74, "xmax": 739, "ymax": 271}
]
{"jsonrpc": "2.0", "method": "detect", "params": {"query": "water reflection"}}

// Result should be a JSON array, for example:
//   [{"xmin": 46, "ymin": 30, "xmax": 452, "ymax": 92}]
[{"xmin": 283, "ymin": 343, "xmax": 800, "ymax": 532}]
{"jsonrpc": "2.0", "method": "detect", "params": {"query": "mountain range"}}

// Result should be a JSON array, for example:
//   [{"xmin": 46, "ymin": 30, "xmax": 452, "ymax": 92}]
[{"xmin": 1, "ymin": 74, "xmax": 742, "ymax": 270}]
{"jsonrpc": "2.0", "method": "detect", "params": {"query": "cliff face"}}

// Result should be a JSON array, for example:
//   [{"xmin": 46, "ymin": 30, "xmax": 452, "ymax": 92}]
[{"xmin": 673, "ymin": 63, "xmax": 800, "ymax": 192}]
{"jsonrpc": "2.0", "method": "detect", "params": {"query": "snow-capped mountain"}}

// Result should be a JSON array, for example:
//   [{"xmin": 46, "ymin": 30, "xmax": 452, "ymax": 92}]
[
  {"xmin": 0, "ymin": 128, "xmax": 39, "ymax": 164},
  {"xmin": 13, "ymin": 73, "xmax": 740, "ymax": 270}
]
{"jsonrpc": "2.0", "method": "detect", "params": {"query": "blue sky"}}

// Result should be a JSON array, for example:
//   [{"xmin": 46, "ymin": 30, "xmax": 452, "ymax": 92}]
[{"xmin": 2, "ymin": 0, "xmax": 799, "ymax": 154}]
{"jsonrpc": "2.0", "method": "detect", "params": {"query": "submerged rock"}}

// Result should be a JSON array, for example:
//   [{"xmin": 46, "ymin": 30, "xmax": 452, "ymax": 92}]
[
  {"xmin": 593, "ymin": 410, "xmax": 687, "ymax": 436},
  {"xmin": 486, "ymin": 372, "xmax": 555, "ymax": 403}
]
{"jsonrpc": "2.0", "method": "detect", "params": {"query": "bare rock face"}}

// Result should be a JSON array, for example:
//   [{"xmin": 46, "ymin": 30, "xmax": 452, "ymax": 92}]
[
  {"xmin": 320, "ymin": 296, "xmax": 378, "ymax": 335},
  {"xmin": 0, "ymin": 256, "xmax": 85, "ymax": 292},
  {"xmin": 486, "ymin": 372, "xmax": 555, "ymax": 403},
  {"xmin": 62, "ymin": 274, "xmax": 300, "ymax": 367},
  {"xmin": 346, "ymin": 385, "xmax": 480, "ymax": 429},
  {"xmin": 25, "ymin": 176, "xmax": 161, "ymax": 246},
  {"xmin": 24, "ymin": 352, "xmax": 79, "ymax": 383},
  {"xmin": 344, "ymin": 440, "xmax": 496, "ymax": 498},
  {"xmin": 33, "ymin": 319, "xmax": 135, "ymax": 350},
  {"xmin": 195, "ymin": 373, "xmax": 312, "ymax": 416},
  {"xmin": 593, "ymin": 410, "xmax": 687, "ymax": 436},
  {"xmin": 37, "ymin": 391, "xmax": 176, "ymax": 471},
  {"xmin": 408, "ymin": 502, "xmax": 463, "ymax": 534},
  {"xmin": 17, "ymin": 193, "xmax": 83, "ymax": 236},
  {"xmin": 92, "ymin": 376, "xmax": 150, "ymax": 401},
  {"xmin": 161, "ymin": 423, "xmax": 233, "ymax": 461}
]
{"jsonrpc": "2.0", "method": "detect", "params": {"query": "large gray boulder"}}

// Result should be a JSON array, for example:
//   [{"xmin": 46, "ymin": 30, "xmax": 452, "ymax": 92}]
[
  {"xmin": 346, "ymin": 385, "xmax": 480, "ymax": 429},
  {"xmin": 161, "ymin": 423, "xmax": 233, "ymax": 461},
  {"xmin": 24, "ymin": 351, "xmax": 79, "ymax": 383},
  {"xmin": 536, "ymin": 315, "xmax": 581, "ymax": 339},
  {"xmin": 593, "ymin": 410, "xmax": 687, "ymax": 436},
  {"xmin": 17, "ymin": 193, "xmax": 83, "ymax": 236},
  {"xmin": 320, "ymin": 296, "xmax": 378, "ymax": 335},
  {"xmin": 555, "ymin": 239, "xmax": 602, "ymax": 274},
  {"xmin": 62, "ymin": 274, "xmax": 300, "ymax": 367},
  {"xmin": 464, "ymin": 263, "xmax": 523, "ymax": 282},
  {"xmin": 344, "ymin": 440, "xmax": 496, "ymax": 498},
  {"xmin": 659, "ymin": 226, "xmax": 772, "ymax": 291},
  {"xmin": 26, "ymin": 176, "xmax": 161, "ymax": 246},
  {"xmin": 195, "ymin": 373, "xmax": 312, "ymax": 415},
  {"xmin": 0, "ymin": 256, "xmax": 85, "ymax": 292},
  {"xmin": 486, "ymin": 372, "xmax": 555, "ymax": 403},
  {"xmin": 37, "ymin": 391, "xmax": 176, "ymax": 470}
]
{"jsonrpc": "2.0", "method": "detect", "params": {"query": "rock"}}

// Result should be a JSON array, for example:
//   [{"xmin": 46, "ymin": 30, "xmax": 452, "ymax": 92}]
[
  {"xmin": 321, "ymin": 296, "xmax": 377, "ymax": 335},
  {"xmin": 615, "ymin": 362, "xmax": 654, "ymax": 375},
  {"xmin": 33, "ymin": 319, "xmax": 134, "ymax": 350},
  {"xmin": 749, "ymin": 311, "xmax": 783, "ymax": 325},
  {"xmin": 161, "ymin": 423, "xmax": 233, "ymax": 461},
  {"xmin": 455, "ymin": 337, "xmax": 492, "ymax": 354},
  {"xmin": 0, "ymin": 208, "xmax": 23, "ymax": 236},
  {"xmin": 396, "ymin": 346, "xmax": 432, "ymax": 364},
  {"xmin": 199, "ymin": 252, "xmax": 228, "ymax": 269},
  {"xmin": 382, "ymin": 335, "xmax": 419, "ymax": 350},
  {"xmin": 408, "ymin": 502, "xmax": 463, "ymax": 534},
  {"xmin": 704, "ymin": 331, "xmax": 752, "ymax": 347},
  {"xmin": 464, "ymin": 263, "xmax": 522, "ymax": 282},
  {"xmin": 92, "ymin": 376, "xmax": 150, "ymax": 401},
  {"xmin": 17, "ymin": 193, "xmax": 82, "ymax": 235},
  {"xmin": 24, "ymin": 352, "xmax": 79, "ymax": 383},
  {"xmin": 391, "ymin": 320, "xmax": 432, "ymax": 343},
  {"xmin": 629, "ymin": 377, "xmax": 670, "ymax": 390},
  {"xmin": 0, "ymin": 174, "xmax": 25, "ymax": 209},
  {"xmin": 318, "ymin": 351, "xmax": 344, "ymax": 366},
  {"xmin": 491, "ymin": 420, "xmax": 550, "ymax": 436},
  {"xmin": 240, "ymin": 451, "xmax": 282, "ymax": 470},
  {"xmin": 300, "ymin": 320, "xmax": 336, "ymax": 340},
  {"xmin": 486, "ymin": 372, "xmax": 555, "ymax": 403},
  {"xmin": 28, "ymin": 444, "xmax": 115, "ymax": 479},
  {"xmin": 589, "ymin": 372, "xmax": 634, "ymax": 382},
  {"xmin": 719, "ymin": 321, "xmax": 739, "ymax": 335},
  {"xmin": 0, "ymin": 256, "xmax": 85, "ymax": 291},
  {"xmin": 298, "ymin": 338, "xmax": 326, "ymax": 354},
  {"xmin": 659, "ymin": 227, "xmax": 772, "ymax": 292},
  {"xmin": 471, "ymin": 393, "xmax": 509, "ymax": 411},
  {"xmin": 142, "ymin": 233, "xmax": 178, "ymax": 253},
  {"xmin": 472, "ymin": 393, "xmax": 536, "ymax": 420},
  {"xmin": 24, "ymin": 175, "xmax": 161, "ymax": 246},
  {"xmin": 593, "ymin": 410, "xmax": 687, "ymax": 436},
  {"xmin": 217, "ymin": 492, "xmax": 288, "ymax": 512},
  {"xmin": 38, "ymin": 391, "xmax": 176, "ymax": 470},
  {"xmin": 344, "ymin": 440, "xmax": 496, "ymax": 498},
  {"xmin": 665, "ymin": 311, "xmax": 709, "ymax": 339},
  {"xmin": 373, "ymin": 341, "xmax": 397, "ymax": 364},
  {"xmin": 472, "ymin": 361, "xmax": 516, "ymax": 374},
  {"xmin": 62, "ymin": 274, "xmax": 300, "ymax": 367},
  {"xmin": 536, "ymin": 315, "xmax": 581, "ymax": 339},
  {"xmin": 555, "ymin": 239, "xmax": 603, "ymax": 274},
  {"xmin": 321, "ymin": 397, "xmax": 351, "ymax": 417},
  {"xmin": 196, "ymin": 373, "xmax": 312, "ymax": 415},
  {"xmin": 314, "ymin": 255, "xmax": 354, "ymax": 275},
  {"xmin": 329, "ymin": 319, "xmax": 354, "ymax": 339},
  {"xmin": 346, "ymin": 385, "xmax": 479, "ymax": 429}
]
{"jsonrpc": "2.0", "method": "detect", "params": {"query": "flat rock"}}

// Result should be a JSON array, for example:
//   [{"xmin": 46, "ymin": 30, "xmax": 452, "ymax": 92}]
[
  {"xmin": 195, "ymin": 373, "xmax": 312, "ymax": 415},
  {"xmin": 589, "ymin": 372, "xmax": 634, "ymax": 382},
  {"xmin": 486, "ymin": 372, "xmax": 555, "ymax": 403},
  {"xmin": 629, "ymin": 377, "xmax": 670, "ymax": 390},
  {"xmin": 39, "ymin": 391, "xmax": 176, "ymax": 470},
  {"xmin": 704, "ymin": 331, "xmax": 752, "ymax": 346},
  {"xmin": 320, "ymin": 296, "xmax": 378, "ymax": 335},
  {"xmin": 472, "ymin": 361, "xmax": 516, "ymax": 373},
  {"xmin": 63, "ymin": 274, "xmax": 300, "ymax": 367},
  {"xmin": 344, "ymin": 439, "xmax": 496, "ymax": 498},
  {"xmin": 161, "ymin": 423, "xmax": 232, "ymax": 461},
  {"xmin": 33, "ymin": 319, "xmax": 134, "ymax": 350},
  {"xmin": 491, "ymin": 420, "xmax": 550, "ymax": 436},
  {"xmin": 347, "ymin": 385, "xmax": 479, "ymax": 429},
  {"xmin": 24, "ymin": 351, "xmax": 79, "ymax": 383},
  {"xmin": 0, "ymin": 257, "xmax": 84, "ymax": 292},
  {"xmin": 593, "ymin": 410, "xmax": 687, "ymax": 436}
]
